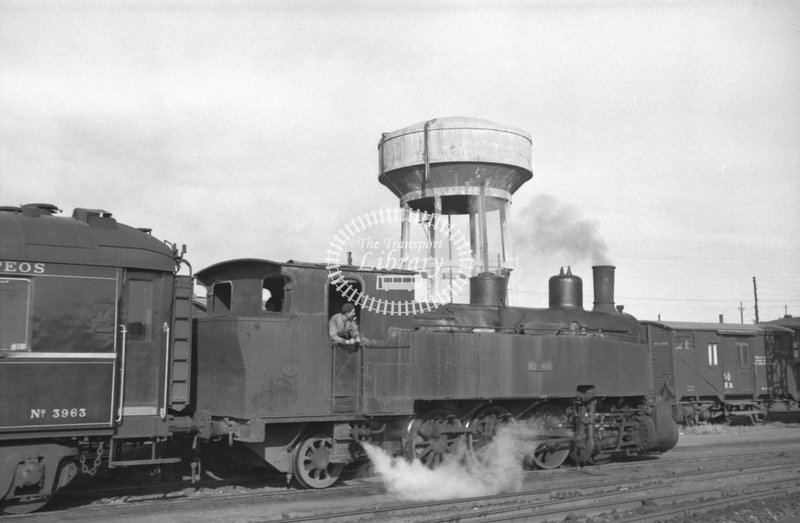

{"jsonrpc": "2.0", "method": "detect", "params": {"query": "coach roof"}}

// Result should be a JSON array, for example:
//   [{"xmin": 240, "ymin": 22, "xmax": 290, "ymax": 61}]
[
  {"xmin": 641, "ymin": 320, "xmax": 765, "ymax": 335},
  {"xmin": 0, "ymin": 204, "xmax": 177, "ymax": 272}
]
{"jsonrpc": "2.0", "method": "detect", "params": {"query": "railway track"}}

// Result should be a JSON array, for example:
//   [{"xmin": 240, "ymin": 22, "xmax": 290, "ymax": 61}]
[
  {"xmin": 271, "ymin": 456, "xmax": 800, "ymax": 522},
  {"xmin": 9, "ymin": 434, "xmax": 800, "ymax": 521}
]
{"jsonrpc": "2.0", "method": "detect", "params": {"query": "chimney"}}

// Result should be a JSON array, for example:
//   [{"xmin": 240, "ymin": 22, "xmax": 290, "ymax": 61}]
[{"xmin": 592, "ymin": 265, "xmax": 616, "ymax": 313}]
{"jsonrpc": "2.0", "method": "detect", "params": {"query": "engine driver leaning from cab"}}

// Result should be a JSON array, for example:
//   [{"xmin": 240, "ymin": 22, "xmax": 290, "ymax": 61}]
[{"xmin": 329, "ymin": 303, "xmax": 362, "ymax": 346}]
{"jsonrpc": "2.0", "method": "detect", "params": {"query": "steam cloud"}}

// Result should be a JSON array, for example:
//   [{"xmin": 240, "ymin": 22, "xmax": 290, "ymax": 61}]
[
  {"xmin": 362, "ymin": 422, "xmax": 554, "ymax": 501},
  {"xmin": 514, "ymin": 194, "xmax": 610, "ymax": 265}
]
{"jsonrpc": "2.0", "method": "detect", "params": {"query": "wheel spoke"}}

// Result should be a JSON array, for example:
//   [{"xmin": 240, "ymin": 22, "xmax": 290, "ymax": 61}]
[
  {"xmin": 405, "ymin": 409, "xmax": 465, "ymax": 468},
  {"xmin": 466, "ymin": 406, "xmax": 512, "ymax": 462},
  {"xmin": 292, "ymin": 434, "xmax": 342, "ymax": 489},
  {"xmin": 525, "ymin": 405, "xmax": 571, "ymax": 470}
]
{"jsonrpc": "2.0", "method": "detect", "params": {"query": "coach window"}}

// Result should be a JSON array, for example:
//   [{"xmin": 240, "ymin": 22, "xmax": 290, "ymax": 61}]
[
  {"xmin": 127, "ymin": 280, "xmax": 154, "ymax": 341},
  {"xmin": 0, "ymin": 278, "xmax": 31, "ymax": 351},
  {"xmin": 212, "ymin": 281, "xmax": 232, "ymax": 316},
  {"xmin": 737, "ymin": 342, "xmax": 750, "ymax": 368},
  {"xmin": 707, "ymin": 343, "xmax": 718, "ymax": 366},
  {"xmin": 262, "ymin": 276, "xmax": 289, "ymax": 313}
]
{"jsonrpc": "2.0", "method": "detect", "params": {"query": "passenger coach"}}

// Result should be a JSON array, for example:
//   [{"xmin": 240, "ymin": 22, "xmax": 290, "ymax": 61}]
[{"xmin": 0, "ymin": 203, "xmax": 190, "ymax": 514}]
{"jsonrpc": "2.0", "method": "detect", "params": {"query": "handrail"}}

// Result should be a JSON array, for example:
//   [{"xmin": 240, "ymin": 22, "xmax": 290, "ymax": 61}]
[
  {"xmin": 116, "ymin": 324, "xmax": 128, "ymax": 423},
  {"xmin": 160, "ymin": 322, "xmax": 170, "ymax": 421}
]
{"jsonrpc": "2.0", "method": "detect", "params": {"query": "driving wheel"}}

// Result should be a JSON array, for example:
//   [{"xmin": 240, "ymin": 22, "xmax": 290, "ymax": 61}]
[
  {"xmin": 525, "ymin": 405, "xmax": 571, "ymax": 470},
  {"xmin": 405, "ymin": 409, "xmax": 465, "ymax": 468},
  {"xmin": 292, "ymin": 433, "xmax": 344, "ymax": 489}
]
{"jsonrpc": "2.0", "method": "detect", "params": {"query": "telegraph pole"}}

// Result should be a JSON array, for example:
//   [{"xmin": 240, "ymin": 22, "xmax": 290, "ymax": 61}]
[
  {"xmin": 752, "ymin": 276, "xmax": 760, "ymax": 323},
  {"xmin": 739, "ymin": 301, "xmax": 745, "ymax": 324}
]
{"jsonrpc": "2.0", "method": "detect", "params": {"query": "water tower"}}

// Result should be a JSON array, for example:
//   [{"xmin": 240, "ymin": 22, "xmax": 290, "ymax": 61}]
[{"xmin": 378, "ymin": 117, "xmax": 532, "ymax": 305}]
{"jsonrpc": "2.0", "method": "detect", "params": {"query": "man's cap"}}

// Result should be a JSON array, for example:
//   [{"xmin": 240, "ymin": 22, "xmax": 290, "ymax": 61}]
[{"xmin": 341, "ymin": 303, "xmax": 355, "ymax": 314}]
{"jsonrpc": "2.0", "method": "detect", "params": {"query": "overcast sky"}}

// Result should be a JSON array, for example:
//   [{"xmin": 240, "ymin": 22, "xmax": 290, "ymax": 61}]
[{"xmin": 1, "ymin": 0, "xmax": 798, "ymax": 323}]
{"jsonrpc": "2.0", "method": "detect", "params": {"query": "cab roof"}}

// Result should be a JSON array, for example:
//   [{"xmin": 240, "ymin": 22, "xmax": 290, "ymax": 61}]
[{"xmin": 195, "ymin": 257, "xmax": 418, "ymax": 286}]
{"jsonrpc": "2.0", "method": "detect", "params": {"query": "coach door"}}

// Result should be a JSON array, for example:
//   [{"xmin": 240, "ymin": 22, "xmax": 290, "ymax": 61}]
[
  {"xmin": 117, "ymin": 270, "xmax": 172, "ymax": 435},
  {"xmin": 721, "ymin": 335, "xmax": 756, "ymax": 398}
]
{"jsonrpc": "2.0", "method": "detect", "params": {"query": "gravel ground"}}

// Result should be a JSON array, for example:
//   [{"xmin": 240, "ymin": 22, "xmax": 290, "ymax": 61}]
[
  {"xmin": 16, "ymin": 422, "xmax": 800, "ymax": 522},
  {"xmin": 660, "ymin": 422, "xmax": 800, "ymax": 523},
  {"xmin": 667, "ymin": 493, "xmax": 800, "ymax": 523}
]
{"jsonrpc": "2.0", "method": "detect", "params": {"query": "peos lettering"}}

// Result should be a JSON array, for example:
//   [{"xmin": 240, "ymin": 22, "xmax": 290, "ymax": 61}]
[{"xmin": 1, "ymin": 261, "xmax": 46, "ymax": 274}]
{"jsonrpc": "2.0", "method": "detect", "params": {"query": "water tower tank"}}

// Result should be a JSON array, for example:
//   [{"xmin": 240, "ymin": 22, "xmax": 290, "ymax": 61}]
[
  {"xmin": 378, "ymin": 117, "xmax": 532, "ymax": 305},
  {"xmin": 378, "ymin": 117, "xmax": 532, "ymax": 214}
]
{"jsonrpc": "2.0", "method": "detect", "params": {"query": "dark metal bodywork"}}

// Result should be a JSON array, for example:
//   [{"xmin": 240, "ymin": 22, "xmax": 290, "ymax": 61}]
[
  {"xmin": 407, "ymin": 329, "xmax": 651, "ymax": 399},
  {"xmin": 194, "ymin": 259, "xmax": 654, "ymax": 419},
  {"xmin": 763, "ymin": 317, "xmax": 800, "ymax": 404},
  {"xmin": 0, "ymin": 204, "xmax": 185, "ymax": 509},
  {"xmin": 643, "ymin": 320, "xmax": 798, "ymax": 424},
  {"xmin": 193, "ymin": 258, "xmax": 676, "ymax": 474},
  {"xmin": 193, "ymin": 259, "xmax": 415, "ymax": 421}
]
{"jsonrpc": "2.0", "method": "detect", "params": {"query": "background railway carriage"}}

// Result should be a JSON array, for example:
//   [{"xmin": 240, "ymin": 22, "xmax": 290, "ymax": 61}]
[
  {"xmin": 0, "ymin": 203, "xmax": 190, "ymax": 514},
  {"xmin": 643, "ymin": 320, "xmax": 798, "ymax": 425}
]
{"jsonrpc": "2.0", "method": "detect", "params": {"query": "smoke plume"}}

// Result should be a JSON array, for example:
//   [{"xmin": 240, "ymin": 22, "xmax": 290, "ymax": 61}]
[
  {"xmin": 514, "ymin": 193, "xmax": 610, "ymax": 265},
  {"xmin": 362, "ymin": 422, "xmax": 552, "ymax": 501}
]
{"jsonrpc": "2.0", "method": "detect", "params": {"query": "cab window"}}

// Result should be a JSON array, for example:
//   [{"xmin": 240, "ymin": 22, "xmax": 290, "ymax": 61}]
[
  {"xmin": 212, "ymin": 281, "xmax": 232, "ymax": 316},
  {"xmin": 262, "ymin": 276, "xmax": 288, "ymax": 313}
]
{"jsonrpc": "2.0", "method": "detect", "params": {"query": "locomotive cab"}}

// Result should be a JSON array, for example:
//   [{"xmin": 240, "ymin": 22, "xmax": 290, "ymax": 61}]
[{"xmin": 192, "ymin": 258, "xmax": 417, "ymax": 487}]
